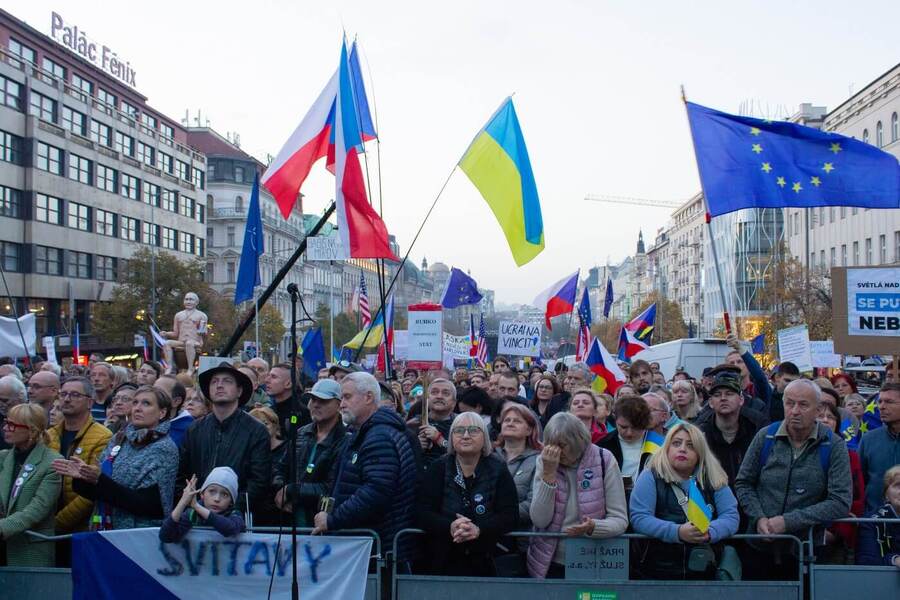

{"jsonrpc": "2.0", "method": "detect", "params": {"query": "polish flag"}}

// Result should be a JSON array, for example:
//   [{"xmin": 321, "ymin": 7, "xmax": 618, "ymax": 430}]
[{"xmin": 532, "ymin": 270, "xmax": 579, "ymax": 331}]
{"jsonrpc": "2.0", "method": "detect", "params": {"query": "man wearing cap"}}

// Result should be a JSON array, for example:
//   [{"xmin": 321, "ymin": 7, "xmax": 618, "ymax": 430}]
[
  {"xmin": 329, "ymin": 360, "xmax": 360, "ymax": 383},
  {"xmin": 177, "ymin": 363, "xmax": 271, "ymax": 513},
  {"xmin": 695, "ymin": 364, "xmax": 768, "ymax": 426},
  {"xmin": 273, "ymin": 379, "xmax": 348, "ymax": 525},
  {"xmin": 699, "ymin": 369, "xmax": 767, "ymax": 487},
  {"xmin": 265, "ymin": 363, "xmax": 311, "ymax": 437}
]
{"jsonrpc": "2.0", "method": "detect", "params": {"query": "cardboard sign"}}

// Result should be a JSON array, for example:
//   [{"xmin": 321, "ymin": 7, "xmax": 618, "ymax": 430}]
[
  {"xmin": 243, "ymin": 341, "xmax": 258, "ymax": 359},
  {"xmin": 393, "ymin": 330, "xmax": 408, "ymax": 360},
  {"xmin": 443, "ymin": 333, "xmax": 472, "ymax": 360},
  {"xmin": 810, "ymin": 340, "xmax": 842, "ymax": 368},
  {"xmin": 42, "ymin": 335, "xmax": 57, "ymax": 364},
  {"xmin": 497, "ymin": 320, "xmax": 541, "ymax": 357},
  {"xmin": 832, "ymin": 267, "xmax": 899, "ymax": 355},
  {"xmin": 407, "ymin": 304, "xmax": 443, "ymax": 369},
  {"xmin": 307, "ymin": 235, "xmax": 349, "ymax": 261},
  {"xmin": 564, "ymin": 537, "xmax": 629, "ymax": 581},
  {"xmin": 777, "ymin": 325, "xmax": 813, "ymax": 373}
]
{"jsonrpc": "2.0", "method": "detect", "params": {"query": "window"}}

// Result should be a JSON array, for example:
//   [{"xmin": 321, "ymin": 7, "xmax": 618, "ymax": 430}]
[
  {"xmin": 0, "ymin": 185, "xmax": 22, "ymax": 218},
  {"xmin": 162, "ymin": 226, "xmax": 177, "ymax": 250},
  {"xmin": 196, "ymin": 238, "xmax": 204, "ymax": 258},
  {"xmin": 829, "ymin": 247, "xmax": 836, "ymax": 267},
  {"xmin": 115, "ymin": 131, "xmax": 135, "ymax": 156},
  {"xmin": 36, "ymin": 142, "xmax": 63, "ymax": 174},
  {"xmin": 142, "ymin": 222, "xmax": 159, "ymax": 245},
  {"xmin": 159, "ymin": 152, "xmax": 173, "ymax": 173},
  {"xmin": 226, "ymin": 262, "xmax": 236, "ymax": 283},
  {"xmin": 879, "ymin": 234, "xmax": 887, "ymax": 264},
  {"xmin": 160, "ymin": 123, "xmax": 174, "ymax": 140},
  {"xmin": 819, "ymin": 250, "xmax": 825, "ymax": 272},
  {"xmin": 840, "ymin": 244, "xmax": 847, "ymax": 267},
  {"xmin": 196, "ymin": 204, "xmax": 205, "ymax": 224},
  {"xmin": 67, "ymin": 202, "xmax": 90, "ymax": 231},
  {"xmin": 876, "ymin": 121, "xmax": 884, "ymax": 148},
  {"xmin": 72, "ymin": 73, "xmax": 93, "ymax": 96},
  {"xmin": 234, "ymin": 166, "xmax": 244, "ymax": 183},
  {"xmin": 68, "ymin": 154, "xmax": 92, "ymax": 184},
  {"xmin": 865, "ymin": 238, "xmax": 872, "ymax": 265},
  {"xmin": 207, "ymin": 163, "xmax": 216, "ymax": 180},
  {"xmin": 95, "ymin": 255, "xmax": 117, "ymax": 281},
  {"xmin": 67, "ymin": 251, "xmax": 91, "ymax": 278},
  {"xmin": 142, "ymin": 113, "xmax": 158, "ymax": 130},
  {"xmin": 34, "ymin": 246, "xmax": 62, "ymax": 275},
  {"xmin": 120, "ymin": 100, "xmax": 138, "ymax": 118},
  {"xmin": 0, "ymin": 130, "xmax": 22, "ymax": 164},
  {"xmin": 192, "ymin": 167, "xmax": 204, "ymax": 190},
  {"xmin": 893, "ymin": 113, "xmax": 899, "ymax": 143},
  {"xmin": 97, "ymin": 88, "xmax": 117, "ymax": 111},
  {"xmin": 95, "ymin": 209, "xmax": 116, "ymax": 237},
  {"xmin": 0, "ymin": 241, "xmax": 21, "ymax": 272},
  {"xmin": 35, "ymin": 194, "xmax": 62, "ymax": 224},
  {"xmin": 162, "ymin": 189, "xmax": 177, "ymax": 212},
  {"xmin": 62, "ymin": 106, "xmax": 87, "ymax": 136},
  {"xmin": 41, "ymin": 57, "xmax": 66, "ymax": 81},
  {"xmin": 829, "ymin": 207, "xmax": 835, "ymax": 223},
  {"xmin": 862, "ymin": 129, "xmax": 869, "ymax": 144},
  {"xmin": 853, "ymin": 241, "xmax": 859, "ymax": 266},
  {"xmin": 8, "ymin": 39, "xmax": 35, "ymax": 66},
  {"xmin": 207, "ymin": 227, "xmax": 214, "ymax": 246},
  {"xmin": 120, "ymin": 216, "xmax": 139, "ymax": 241},
  {"xmin": 138, "ymin": 142, "xmax": 155, "ymax": 167},
  {"xmin": 840, "ymin": 206, "xmax": 846, "ymax": 219},
  {"xmin": 90, "ymin": 119, "xmax": 112, "ymax": 146},
  {"xmin": 0, "ymin": 75, "xmax": 22, "ymax": 110},
  {"xmin": 120, "ymin": 173, "xmax": 139, "ymax": 200},
  {"xmin": 176, "ymin": 160, "xmax": 190, "ymax": 181},
  {"xmin": 179, "ymin": 232, "xmax": 194, "ymax": 254},
  {"xmin": 179, "ymin": 196, "xmax": 194, "ymax": 219},
  {"xmin": 29, "ymin": 91, "xmax": 57, "ymax": 122},
  {"xmin": 142, "ymin": 181, "xmax": 160, "ymax": 207},
  {"xmin": 96, "ymin": 164, "xmax": 117, "ymax": 193},
  {"xmin": 227, "ymin": 225, "xmax": 235, "ymax": 246},
  {"xmin": 205, "ymin": 262, "xmax": 214, "ymax": 283}
]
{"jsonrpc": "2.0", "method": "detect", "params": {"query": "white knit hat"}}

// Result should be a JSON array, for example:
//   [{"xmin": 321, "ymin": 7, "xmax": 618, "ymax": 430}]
[{"xmin": 201, "ymin": 466, "xmax": 239, "ymax": 503}]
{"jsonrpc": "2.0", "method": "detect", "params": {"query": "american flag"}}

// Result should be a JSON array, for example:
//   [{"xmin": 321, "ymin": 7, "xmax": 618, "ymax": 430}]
[
  {"xmin": 476, "ymin": 313, "xmax": 488, "ymax": 367},
  {"xmin": 575, "ymin": 288, "xmax": 592, "ymax": 361},
  {"xmin": 358, "ymin": 271, "xmax": 371, "ymax": 327}
]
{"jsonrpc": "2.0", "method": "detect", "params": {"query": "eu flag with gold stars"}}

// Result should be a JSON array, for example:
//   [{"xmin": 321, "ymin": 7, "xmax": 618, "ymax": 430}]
[{"xmin": 686, "ymin": 102, "xmax": 900, "ymax": 217}]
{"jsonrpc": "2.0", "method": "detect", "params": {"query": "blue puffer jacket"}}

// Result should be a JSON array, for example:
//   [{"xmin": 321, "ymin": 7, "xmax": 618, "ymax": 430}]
[{"xmin": 328, "ymin": 408, "xmax": 421, "ymax": 561}]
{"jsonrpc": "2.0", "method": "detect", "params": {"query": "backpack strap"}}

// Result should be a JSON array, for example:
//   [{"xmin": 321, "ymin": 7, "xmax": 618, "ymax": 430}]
[
  {"xmin": 758, "ymin": 421, "xmax": 781, "ymax": 468},
  {"xmin": 816, "ymin": 431, "xmax": 833, "ymax": 474}
]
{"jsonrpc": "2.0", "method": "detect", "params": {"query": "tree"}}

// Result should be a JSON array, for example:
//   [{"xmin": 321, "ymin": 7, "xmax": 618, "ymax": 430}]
[
  {"xmin": 314, "ymin": 304, "xmax": 364, "ymax": 352},
  {"xmin": 592, "ymin": 318, "xmax": 625, "ymax": 354},
  {"xmin": 234, "ymin": 304, "xmax": 286, "ymax": 357}
]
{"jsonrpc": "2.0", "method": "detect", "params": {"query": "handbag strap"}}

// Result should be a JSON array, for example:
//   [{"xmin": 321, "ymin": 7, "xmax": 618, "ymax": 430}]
[{"xmin": 669, "ymin": 481, "xmax": 691, "ymax": 521}]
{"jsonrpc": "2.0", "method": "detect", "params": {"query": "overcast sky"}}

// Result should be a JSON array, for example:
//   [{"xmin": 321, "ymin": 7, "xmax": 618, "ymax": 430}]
[{"xmin": 9, "ymin": 1, "xmax": 899, "ymax": 304}]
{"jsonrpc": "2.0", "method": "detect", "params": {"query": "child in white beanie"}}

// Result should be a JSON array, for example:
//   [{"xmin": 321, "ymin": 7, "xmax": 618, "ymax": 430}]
[{"xmin": 159, "ymin": 467, "xmax": 245, "ymax": 542}]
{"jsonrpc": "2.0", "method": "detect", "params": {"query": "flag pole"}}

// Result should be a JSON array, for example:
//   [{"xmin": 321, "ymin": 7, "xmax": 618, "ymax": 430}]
[
  {"xmin": 329, "ymin": 261, "xmax": 335, "ymax": 360},
  {"xmin": 254, "ymin": 290, "xmax": 260, "ymax": 358},
  {"xmin": 681, "ymin": 85, "xmax": 733, "ymax": 335}
]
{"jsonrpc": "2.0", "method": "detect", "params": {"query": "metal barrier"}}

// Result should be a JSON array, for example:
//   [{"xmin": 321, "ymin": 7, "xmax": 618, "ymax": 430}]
[
  {"xmin": 0, "ymin": 527, "xmax": 382, "ymax": 600},
  {"xmin": 393, "ymin": 529, "xmax": 806, "ymax": 600},
  {"xmin": 808, "ymin": 517, "xmax": 900, "ymax": 600}
]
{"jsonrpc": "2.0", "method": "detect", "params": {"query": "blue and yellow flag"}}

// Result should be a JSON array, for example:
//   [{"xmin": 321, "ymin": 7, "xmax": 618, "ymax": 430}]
[
  {"xmin": 459, "ymin": 98, "xmax": 544, "ymax": 266},
  {"xmin": 343, "ymin": 310, "xmax": 385, "ymax": 350},
  {"xmin": 642, "ymin": 430, "xmax": 664, "ymax": 455},
  {"xmin": 686, "ymin": 477, "xmax": 712, "ymax": 534},
  {"xmin": 860, "ymin": 400, "xmax": 882, "ymax": 434}
]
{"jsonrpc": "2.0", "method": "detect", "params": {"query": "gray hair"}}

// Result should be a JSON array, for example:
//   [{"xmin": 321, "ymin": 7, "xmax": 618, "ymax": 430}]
[
  {"xmin": 42, "ymin": 362, "xmax": 62, "ymax": 376},
  {"xmin": 428, "ymin": 377, "xmax": 457, "ymax": 401},
  {"xmin": 784, "ymin": 378, "xmax": 822, "ymax": 405},
  {"xmin": 61, "ymin": 375, "xmax": 95, "ymax": 400},
  {"xmin": 568, "ymin": 362, "xmax": 592, "ymax": 382},
  {"xmin": 643, "ymin": 391, "xmax": 671, "ymax": 418},
  {"xmin": 543, "ymin": 412, "xmax": 590, "ymax": 462},
  {"xmin": 0, "ymin": 364, "xmax": 23, "ymax": 381},
  {"xmin": 0, "ymin": 375, "xmax": 27, "ymax": 404},
  {"xmin": 343, "ymin": 371, "xmax": 380, "ymax": 403},
  {"xmin": 447, "ymin": 411, "xmax": 492, "ymax": 457}
]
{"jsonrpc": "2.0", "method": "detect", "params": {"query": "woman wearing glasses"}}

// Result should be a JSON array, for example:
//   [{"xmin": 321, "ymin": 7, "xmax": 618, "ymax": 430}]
[
  {"xmin": 0, "ymin": 403, "xmax": 62, "ymax": 566},
  {"xmin": 417, "ymin": 411, "xmax": 518, "ymax": 576}
]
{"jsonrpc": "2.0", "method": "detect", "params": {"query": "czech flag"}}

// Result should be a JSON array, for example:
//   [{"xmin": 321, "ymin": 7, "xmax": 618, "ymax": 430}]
[
  {"xmin": 642, "ymin": 430, "xmax": 664, "ymax": 455},
  {"xmin": 686, "ymin": 477, "xmax": 712, "ymax": 534},
  {"xmin": 625, "ymin": 303, "xmax": 656, "ymax": 341},
  {"xmin": 586, "ymin": 338, "xmax": 626, "ymax": 395},
  {"xmin": 533, "ymin": 270, "xmax": 579, "ymax": 331},
  {"xmin": 618, "ymin": 326, "xmax": 649, "ymax": 361}
]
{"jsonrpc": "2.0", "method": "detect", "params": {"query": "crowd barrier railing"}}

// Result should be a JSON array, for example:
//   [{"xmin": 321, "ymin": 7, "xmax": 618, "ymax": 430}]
[
  {"xmin": 1, "ymin": 527, "xmax": 383, "ymax": 600},
  {"xmin": 808, "ymin": 517, "xmax": 900, "ymax": 600},
  {"xmin": 392, "ymin": 529, "xmax": 807, "ymax": 600}
]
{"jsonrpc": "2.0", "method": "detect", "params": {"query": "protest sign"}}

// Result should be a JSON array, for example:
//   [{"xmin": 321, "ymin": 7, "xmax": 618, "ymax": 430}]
[
  {"xmin": 564, "ymin": 537, "xmax": 629, "ymax": 581},
  {"xmin": 497, "ymin": 320, "xmax": 541, "ymax": 357},
  {"xmin": 443, "ymin": 333, "xmax": 472, "ymax": 360},
  {"xmin": 777, "ymin": 325, "xmax": 813, "ymax": 373},
  {"xmin": 832, "ymin": 266, "xmax": 900, "ymax": 355},
  {"xmin": 72, "ymin": 528, "xmax": 372, "ymax": 600},
  {"xmin": 810, "ymin": 340, "xmax": 842, "ymax": 369},
  {"xmin": 42, "ymin": 335, "xmax": 57, "ymax": 364},
  {"xmin": 307, "ymin": 234, "xmax": 349, "ymax": 261},
  {"xmin": 407, "ymin": 304, "xmax": 443, "ymax": 369},
  {"xmin": 243, "ymin": 341, "xmax": 258, "ymax": 359},
  {"xmin": 393, "ymin": 330, "xmax": 408, "ymax": 360}
]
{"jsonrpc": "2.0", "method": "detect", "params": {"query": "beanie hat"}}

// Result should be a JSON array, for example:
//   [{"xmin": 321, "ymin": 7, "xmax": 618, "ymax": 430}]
[{"xmin": 201, "ymin": 466, "xmax": 239, "ymax": 504}]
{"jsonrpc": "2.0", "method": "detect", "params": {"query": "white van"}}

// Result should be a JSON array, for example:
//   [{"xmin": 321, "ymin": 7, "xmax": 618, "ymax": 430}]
[{"xmin": 633, "ymin": 338, "xmax": 732, "ymax": 381}]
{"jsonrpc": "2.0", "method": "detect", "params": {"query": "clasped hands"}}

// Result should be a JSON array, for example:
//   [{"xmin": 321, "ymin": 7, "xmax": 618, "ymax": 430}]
[{"xmin": 450, "ymin": 513, "xmax": 480, "ymax": 543}]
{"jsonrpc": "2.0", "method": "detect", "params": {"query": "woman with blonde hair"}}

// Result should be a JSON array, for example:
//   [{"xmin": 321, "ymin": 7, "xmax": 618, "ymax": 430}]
[
  {"xmin": 670, "ymin": 379, "xmax": 701, "ymax": 424},
  {"xmin": 0, "ymin": 403, "xmax": 62, "ymax": 566},
  {"xmin": 629, "ymin": 422, "xmax": 739, "ymax": 580}
]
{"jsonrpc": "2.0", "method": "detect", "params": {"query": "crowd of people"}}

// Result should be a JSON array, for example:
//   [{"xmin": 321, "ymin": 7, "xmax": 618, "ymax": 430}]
[{"xmin": 0, "ymin": 333, "xmax": 897, "ymax": 583}]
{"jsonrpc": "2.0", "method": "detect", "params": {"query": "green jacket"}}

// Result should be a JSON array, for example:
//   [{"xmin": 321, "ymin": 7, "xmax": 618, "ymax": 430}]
[{"xmin": 0, "ymin": 443, "xmax": 63, "ymax": 566}]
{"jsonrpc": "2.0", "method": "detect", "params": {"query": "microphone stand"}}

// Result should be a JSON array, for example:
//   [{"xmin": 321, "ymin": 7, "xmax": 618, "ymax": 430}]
[{"xmin": 286, "ymin": 283, "xmax": 301, "ymax": 600}]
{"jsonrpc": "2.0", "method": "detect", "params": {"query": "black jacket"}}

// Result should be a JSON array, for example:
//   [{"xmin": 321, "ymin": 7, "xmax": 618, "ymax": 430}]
[
  {"xmin": 416, "ymin": 453, "xmax": 518, "ymax": 576},
  {"xmin": 270, "ymin": 394, "xmax": 311, "ymax": 439},
  {"xmin": 530, "ymin": 393, "xmax": 569, "ymax": 430},
  {"xmin": 273, "ymin": 419, "xmax": 348, "ymax": 525},
  {"xmin": 177, "ymin": 408, "xmax": 271, "ymax": 513},
  {"xmin": 406, "ymin": 415, "xmax": 454, "ymax": 470},
  {"xmin": 699, "ymin": 413, "xmax": 765, "ymax": 488},
  {"xmin": 329, "ymin": 408, "xmax": 422, "ymax": 561}
]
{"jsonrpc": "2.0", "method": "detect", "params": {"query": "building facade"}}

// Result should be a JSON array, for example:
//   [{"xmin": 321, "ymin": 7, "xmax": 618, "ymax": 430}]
[
  {"xmin": 0, "ymin": 9, "xmax": 205, "ymax": 354},
  {"xmin": 667, "ymin": 193, "xmax": 705, "ymax": 335}
]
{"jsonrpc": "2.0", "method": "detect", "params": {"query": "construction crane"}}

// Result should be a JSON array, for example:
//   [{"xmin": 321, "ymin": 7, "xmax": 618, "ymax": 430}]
[{"xmin": 584, "ymin": 194, "xmax": 683, "ymax": 209}]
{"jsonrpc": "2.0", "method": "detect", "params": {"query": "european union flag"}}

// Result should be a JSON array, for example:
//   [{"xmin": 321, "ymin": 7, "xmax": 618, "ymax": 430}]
[
  {"xmin": 751, "ymin": 333, "xmax": 765, "ymax": 354},
  {"xmin": 234, "ymin": 173, "xmax": 265, "ymax": 304},
  {"xmin": 686, "ymin": 102, "xmax": 900, "ymax": 217},
  {"xmin": 603, "ymin": 277, "xmax": 614, "ymax": 318},
  {"xmin": 440, "ymin": 267, "xmax": 483, "ymax": 309},
  {"xmin": 300, "ymin": 327, "xmax": 326, "ymax": 380}
]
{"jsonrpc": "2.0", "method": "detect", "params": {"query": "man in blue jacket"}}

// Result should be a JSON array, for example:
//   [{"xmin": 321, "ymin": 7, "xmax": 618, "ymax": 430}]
[{"xmin": 312, "ymin": 371, "xmax": 420, "ymax": 567}]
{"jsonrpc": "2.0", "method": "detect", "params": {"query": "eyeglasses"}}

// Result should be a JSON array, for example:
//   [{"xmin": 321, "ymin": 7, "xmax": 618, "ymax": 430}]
[
  {"xmin": 2, "ymin": 420, "xmax": 29, "ymax": 431},
  {"xmin": 451, "ymin": 426, "xmax": 483, "ymax": 437},
  {"xmin": 59, "ymin": 391, "xmax": 90, "ymax": 399},
  {"xmin": 112, "ymin": 395, "xmax": 134, "ymax": 403}
]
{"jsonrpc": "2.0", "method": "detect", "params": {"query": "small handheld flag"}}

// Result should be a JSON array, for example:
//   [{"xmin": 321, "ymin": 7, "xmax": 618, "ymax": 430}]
[
  {"xmin": 586, "ymin": 338, "xmax": 626, "ymax": 395},
  {"xmin": 575, "ymin": 288, "xmax": 592, "ymax": 362},
  {"xmin": 476, "ymin": 313, "xmax": 488, "ymax": 367},
  {"xmin": 686, "ymin": 477, "xmax": 713, "ymax": 534},
  {"xmin": 642, "ymin": 430, "xmax": 664, "ymax": 455},
  {"xmin": 618, "ymin": 326, "xmax": 650, "ymax": 362}
]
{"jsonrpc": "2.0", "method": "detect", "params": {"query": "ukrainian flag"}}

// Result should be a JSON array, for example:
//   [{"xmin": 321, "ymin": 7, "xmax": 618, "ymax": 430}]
[
  {"xmin": 642, "ymin": 430, "xmax": 664, "ymax": 455},
  {"xmin": 343, "ymin": 311, "xmax": 385, "ymax": 350},
  {"xmin": 459, "ymin": 98, "xmax": 544, "ymax": 266},
  {"xmin": 686, "ymin": 477, "xmax": 712, "ymax": 534}
]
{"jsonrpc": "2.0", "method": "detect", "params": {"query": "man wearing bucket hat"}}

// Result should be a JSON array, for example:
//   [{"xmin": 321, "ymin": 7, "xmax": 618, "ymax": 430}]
[
  {"xmin": 273, "ymin": 379, "xmax": 348, "ymax": 525},
  {"xmin": 176, "ymin": 362, "xmax": 271, "ymax": 512}
]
